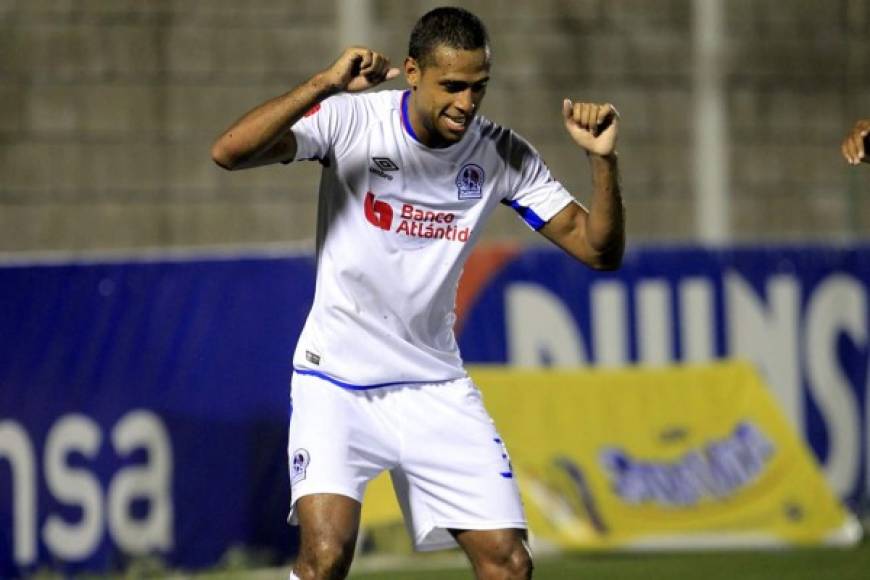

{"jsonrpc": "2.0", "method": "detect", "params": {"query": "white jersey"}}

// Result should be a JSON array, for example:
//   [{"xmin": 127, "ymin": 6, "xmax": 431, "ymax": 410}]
[{"xmin": 290, "ymin": 89, "xmax": 574, "ymax": 388}]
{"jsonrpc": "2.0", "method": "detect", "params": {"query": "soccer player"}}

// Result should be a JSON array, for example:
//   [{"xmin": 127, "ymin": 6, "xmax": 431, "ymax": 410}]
[
  {"xmin": 841, "ymin": 119, "xmax": 870, "ymax": 165},
  {"xmin": 211, "ymin": 7, "xmax": 624, "ymax": 580}
]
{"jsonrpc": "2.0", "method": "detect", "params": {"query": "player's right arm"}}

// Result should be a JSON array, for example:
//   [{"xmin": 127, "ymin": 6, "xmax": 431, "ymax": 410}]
[
  {"xmin": 210, "ymin": 47, "xmax": 400, "ymax": 171},
  {"xmin": 841, "ymin": 119, "xmax": 870, "ymax": 166}
]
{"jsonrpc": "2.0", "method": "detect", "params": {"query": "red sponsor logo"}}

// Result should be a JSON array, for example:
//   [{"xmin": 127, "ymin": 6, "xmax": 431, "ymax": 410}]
[
  {"xmin": 303, "ymin": 103, "xmax": 321, "ymax": 117},
  {"xmin": 364, "ymin": 192, "xmax": 393, "ymax": 230},
  {"xmin": 364, "ymin": 192, "xmax": 470, "ymax": 242}
]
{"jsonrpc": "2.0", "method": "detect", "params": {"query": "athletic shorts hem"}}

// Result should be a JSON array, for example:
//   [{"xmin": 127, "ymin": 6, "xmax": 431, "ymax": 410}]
[
  {"xmin": 286, "ymin": 485, "xmax": 364, "ymax": 525},
  {"xmin": 415, "ymin": 520, "xmax": 528, "ymax": 551},
  {"xmin": 414, "ymin": 538, "xmax": 462, "ymax": 553}
]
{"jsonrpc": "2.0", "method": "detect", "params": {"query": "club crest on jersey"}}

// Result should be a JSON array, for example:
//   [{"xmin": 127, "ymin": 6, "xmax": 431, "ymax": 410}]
[
  {"xmin": 456, "ymin": 163, "xmax": 484, "ymax": 200},
  {"xmin": 290, "ymin": 448, "xmax": 310, "ymax": 484}
]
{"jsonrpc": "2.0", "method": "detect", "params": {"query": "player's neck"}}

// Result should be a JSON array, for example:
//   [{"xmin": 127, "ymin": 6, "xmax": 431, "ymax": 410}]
[{"xmin": 405, "ymin": 95, "xmax": 452, "ymax": 149}]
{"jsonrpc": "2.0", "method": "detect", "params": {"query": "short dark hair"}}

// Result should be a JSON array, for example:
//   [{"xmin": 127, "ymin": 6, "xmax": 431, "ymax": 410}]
[{"xmin": 408, "ymin": 6, "xmax": 489, "ymax": 68}]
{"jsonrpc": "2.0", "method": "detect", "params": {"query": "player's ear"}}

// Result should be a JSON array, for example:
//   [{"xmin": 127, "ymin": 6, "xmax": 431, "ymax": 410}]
[{"xmin": 404, "ymin": 56, "xmax": 420, "ymax": 90}]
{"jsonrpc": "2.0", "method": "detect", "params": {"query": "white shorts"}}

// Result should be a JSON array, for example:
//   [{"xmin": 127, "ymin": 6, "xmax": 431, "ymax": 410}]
[{"xmin": 286, "ymin": 372, "xmax": 526, "ymax": 551}]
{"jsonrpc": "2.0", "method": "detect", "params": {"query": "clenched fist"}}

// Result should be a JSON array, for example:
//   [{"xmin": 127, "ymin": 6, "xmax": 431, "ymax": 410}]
[
  {"xmin": 841, "ymin": 119, "xmax": 870, "ymax": 166},
  {"xmin": 563, "ymin": 100, "xmax": 619, "ymax": 157},
  {"xmin": 322, "ymin": 47, "xmax": 401, "ymax": 94}
]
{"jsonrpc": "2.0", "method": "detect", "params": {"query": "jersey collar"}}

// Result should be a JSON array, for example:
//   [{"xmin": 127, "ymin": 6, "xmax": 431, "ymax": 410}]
[{"xmin": 401, "ymin": 90, "xmax": 422, "ymax": 143}]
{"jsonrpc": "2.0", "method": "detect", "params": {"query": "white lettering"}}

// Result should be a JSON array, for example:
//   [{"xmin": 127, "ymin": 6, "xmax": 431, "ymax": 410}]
[
  {"xmin": 592, "ymin": 282, "xmax": 627, "ymax": 365},
  {"xmin": 506, "ymin": 283, "xmax": 587, "ymax": 366},
  {"xmin": 43, "ymin": 415, "xmax": 104, "ymax": 560},
  {"xmin": 680, "ymin": 278, "xmax": 715, "ymax": 362},
  {"xmin": 0, "ymin": 421, "xmax": 36, "ymax": 565},
  {"xmin": 804, "ymin": 275, "xmax": 863, "ymax": 497},
  {"xmin": 5, "ymin": 411, "xmax": 176, "ymax": 565},
  {"xmin": 108, "ymin": 410, "xmax": 174, "ymax": 554},
  {"xmin": 725, "ymin": 272, "xmax": 802, "ymax": 432},
  {"xmin": 637, "ymin": 280, "xmax": 672, "ymax": 365}
]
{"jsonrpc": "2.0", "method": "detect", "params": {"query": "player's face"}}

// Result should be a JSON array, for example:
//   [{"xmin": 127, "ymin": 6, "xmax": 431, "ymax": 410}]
[{"xmin": 405, "ymin": 45, "xmax": 490, "ymax": 148}]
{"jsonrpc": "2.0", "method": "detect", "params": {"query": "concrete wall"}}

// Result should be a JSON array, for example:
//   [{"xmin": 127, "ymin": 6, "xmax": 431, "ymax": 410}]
[{"xmin": 2, "ymin": 0, "xmax": 869, "ymax": 252}]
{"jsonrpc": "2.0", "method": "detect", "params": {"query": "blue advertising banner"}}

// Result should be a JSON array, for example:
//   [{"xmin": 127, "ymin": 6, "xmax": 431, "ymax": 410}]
[
  {"xmin": 0, "ymin": 254, "xmax": 315, "ymax": 576},
  {"xmin": 1, "ymin": 244, "xmax": 868, "ymax": 574}
]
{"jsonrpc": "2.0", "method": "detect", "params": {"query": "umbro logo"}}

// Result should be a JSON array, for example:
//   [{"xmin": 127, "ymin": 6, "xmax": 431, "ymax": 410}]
[
  {"xmin": 373, "ymin": 157, "xmax": 399, "ymax": 171},
  {"xmin": 369, "ymin": 157, "xmax": 399, "ymax": 180}
]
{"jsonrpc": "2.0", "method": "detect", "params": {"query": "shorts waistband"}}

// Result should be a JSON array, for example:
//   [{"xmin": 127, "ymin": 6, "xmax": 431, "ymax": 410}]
[{"xmin": 293, "ymin": 368, "xmax": 466, "ymax": 391}]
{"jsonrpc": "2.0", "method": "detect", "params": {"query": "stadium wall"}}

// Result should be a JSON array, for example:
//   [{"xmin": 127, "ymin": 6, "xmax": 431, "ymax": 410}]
[{"xmin": 2, "ymin": 0, "xmax": 869, "ymax": 252}]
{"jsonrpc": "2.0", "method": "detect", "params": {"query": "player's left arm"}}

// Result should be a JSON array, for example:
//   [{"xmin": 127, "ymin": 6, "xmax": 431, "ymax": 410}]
[{"xmin": 539, "ymin": 100, "xmax": 625, "ymax": 271}]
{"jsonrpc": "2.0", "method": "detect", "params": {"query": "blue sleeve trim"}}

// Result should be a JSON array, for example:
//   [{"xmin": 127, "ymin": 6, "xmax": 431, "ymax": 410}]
[
  {"xmin": 294, "ymin": 368, "xmax": 456, "ymax": 391},
  {"xmin": 501, "ymin": 199, "xmax": 546, "ymax": 230}
]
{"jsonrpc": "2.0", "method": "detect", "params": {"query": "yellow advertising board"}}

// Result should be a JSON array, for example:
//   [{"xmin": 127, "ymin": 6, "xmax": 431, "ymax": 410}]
[{"xmin": 361, "ymin": 362, "xmax": 861, "ymax": 550}]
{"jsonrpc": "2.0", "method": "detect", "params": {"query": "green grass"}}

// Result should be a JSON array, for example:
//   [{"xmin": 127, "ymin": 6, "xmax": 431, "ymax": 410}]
[
  {"xmin": 345, "ymin": 541, "xmax": 870, "ymax": 580},
  {"xmin": 42, "ymin": 537, "xmax": 868, "ymax": 579}
]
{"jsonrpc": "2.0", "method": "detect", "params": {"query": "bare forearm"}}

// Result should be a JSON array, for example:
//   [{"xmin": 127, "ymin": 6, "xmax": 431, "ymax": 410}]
[
  {"xmin": 211, "ymin": 48, "xmax": 398, "ymax": 170},
  {"xmin": 211, "ymin": 73, "xmax": 338, "ymax": 170},
  {"xmin": 555, "ymin": 99, "xmax": 624, "ymax": 269},
  {"xmin": 585, "ymin": 153, "xmax": 625, "ymax": 266}
]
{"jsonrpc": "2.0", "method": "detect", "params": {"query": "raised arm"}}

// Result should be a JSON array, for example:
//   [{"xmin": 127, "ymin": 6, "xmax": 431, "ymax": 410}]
[
  {"xmin": 539, "ymin": 100, "xmax": 625, "ymax": 270},
  {"xmin": 210, "ymin": 47, "xmax": 400, "ymax": 171}
]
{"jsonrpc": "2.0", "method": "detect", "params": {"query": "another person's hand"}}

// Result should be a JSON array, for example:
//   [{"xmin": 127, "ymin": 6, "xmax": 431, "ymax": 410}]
[
  {"xmin": 321, "ymin": 47, "xmax": 401, "ymax": 94},
  {"xmin": 841, "ymin": 119, "xmax": 870, "ymax": 165},
  {"xmin": 563, "ymin": 100, "xmax": 619, "ymax": 157}
]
